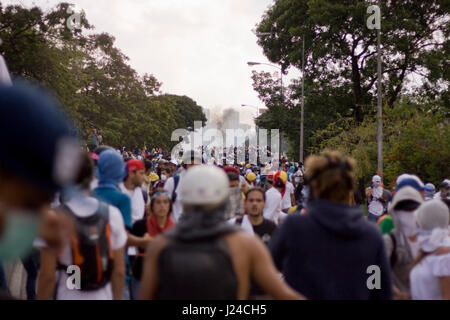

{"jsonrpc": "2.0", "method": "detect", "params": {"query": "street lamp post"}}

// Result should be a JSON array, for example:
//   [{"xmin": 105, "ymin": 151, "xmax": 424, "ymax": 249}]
[
  {"xmin": 251, "ymin": 32, "xmax": 305, "ymax": 162},
  {"xmin": 247, "ymin": 61, "xmax": 284, "ymax": 158},
  {"xmin": 300, "ymin": 37, "xmax": 305, "ymax": 164}
]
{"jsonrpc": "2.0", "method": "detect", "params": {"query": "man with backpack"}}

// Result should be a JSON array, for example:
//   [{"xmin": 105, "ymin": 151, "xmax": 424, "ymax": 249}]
[
  {"xmin": 140, "ymin": 165, "xmax": 304, "ymax": 300},
  {"xmin": 37, "ymin": 153, "xmax": 127, "ymax": 300}
]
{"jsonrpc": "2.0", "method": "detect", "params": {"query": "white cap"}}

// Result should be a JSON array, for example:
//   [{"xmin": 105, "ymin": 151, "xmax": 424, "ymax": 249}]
[{"xmin": 180, "ymin": 165, "xmax": 229, "ymax": 206}]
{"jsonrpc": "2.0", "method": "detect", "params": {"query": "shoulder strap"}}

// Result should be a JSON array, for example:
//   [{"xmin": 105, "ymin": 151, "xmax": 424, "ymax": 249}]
[
  {"xmin": 96, "ymin": 200, "xmax": 109, "ymax": 220},
  {"xmin": 172, "ymin": 174, "xmax": 180, "ymax": 201},
  {"xmin": 142, "ymin": 189, "xmax": 148, "ymax": 204},
  {"xmin": 389, "ymin": 233, "xmax": 397, "ymax": 267},
  {"xmin": 173, "ymin": 173, "xmax": 180, "ymax": 190}
]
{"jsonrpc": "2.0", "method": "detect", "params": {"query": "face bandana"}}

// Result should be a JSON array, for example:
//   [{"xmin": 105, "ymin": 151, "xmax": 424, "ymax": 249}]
[
  {"xmin": 396, "ymin": 211, "xmax": 418, "ymax": 238},
  {"xmin": 0, "ymin": 206, "xmax": 40, "ymax": 261}
]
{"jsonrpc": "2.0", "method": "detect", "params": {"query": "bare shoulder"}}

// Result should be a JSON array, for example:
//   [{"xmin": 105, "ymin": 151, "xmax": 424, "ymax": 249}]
[
  {"xmin": 223, "ymin": 231, "xmax": 264, "ymax": 252},
  {"xmin": 146, "ymin": 234, "xmax": 170, "ymax": 256}
]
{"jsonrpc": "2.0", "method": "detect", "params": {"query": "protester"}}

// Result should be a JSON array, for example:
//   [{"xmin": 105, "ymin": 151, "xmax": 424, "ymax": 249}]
[
  {"xmin": 281, "ymin": 172, "xmax": 295, "ymax": 213},
  {"xmin": 366, "ymin": 175, "xmax": 387, "ymax": 223},
  {"xmin": 263, "ymin": 171, "xmax": 286, "ymax": 225},
  {"xmin": 93, "ymin": 150, "xmax": 150, "ymax": 299},
  {"xmin": 119, "ymin": 159, "xmax": 148, "ymax": 299},
  {"xmin": 424, "ymin": 183, "xmax": 436, "ymax": 201},
  {"xmin": 237, "ymin": 188, "xmax": 277, "ymax": 246},
  {"xmin": 410, "ymin": 200, "xmax": 450, "ymax": 300},
  {"xmin": 37, "ymin": 152, "xmax": 126, "ymax": 300},
  {"xmin": 0, "ymin": 83, "xmax": 81, "ymax": 299},
  {"xmin": 140, "ymin": 165, "xmax": 304, "ymax": 300},
  {"xmin": 223, "ymin": 166, "xmax": 245, "ymax": 220},
  {"xmin": 382, "ymin": 186, "xmax": 423, "ymax": 299},
  {"xmin": 130, "ymin": 188, "xmax": 174, "ymax": 300},
  {"xmin": 434, "ymin": 179, "xmax": 450, "ymax": 200},
  {"xmin": 270, "ymin": 150, "xmax": 392, "ymax": 299}
]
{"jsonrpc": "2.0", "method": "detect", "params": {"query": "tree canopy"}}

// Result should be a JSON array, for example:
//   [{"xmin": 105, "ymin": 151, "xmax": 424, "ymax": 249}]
[{"xmin": 0, "ymin": 2, "xmax": 206, "ymax": 150}]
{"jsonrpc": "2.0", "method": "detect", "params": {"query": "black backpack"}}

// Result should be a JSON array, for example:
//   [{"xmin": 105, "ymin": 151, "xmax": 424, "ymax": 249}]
[
  {"xmin": 156, "ymin": 235, "xmax": 238, "ymax": 300},
  {"xmin": 58, "ymin": 202, "xmax": 113, "ymax": 291}
]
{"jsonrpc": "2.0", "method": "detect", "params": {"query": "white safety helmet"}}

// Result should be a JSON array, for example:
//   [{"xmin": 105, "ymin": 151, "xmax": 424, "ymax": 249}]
[{"xmin": 180, "ymin": 165, "xmax": 230, "ymax": 206}]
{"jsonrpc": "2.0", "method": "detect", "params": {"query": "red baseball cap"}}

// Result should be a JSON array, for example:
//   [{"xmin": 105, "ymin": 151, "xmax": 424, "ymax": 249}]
[{"xmin": 127, "ymin": 159, "xmax": 144, "ymax": 172}]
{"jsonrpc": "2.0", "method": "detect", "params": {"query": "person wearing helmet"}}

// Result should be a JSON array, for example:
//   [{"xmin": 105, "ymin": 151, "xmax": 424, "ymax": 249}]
[
  {"xmin": 140, "ymin": 165, "xmax": 304, "ymax": 300},
  {"xmin": 164, "ymin": 150, "xmax": 202, "ymax": 223},
  {"xmin": 245, "ymin": 172, "xmax": 257, "ymax": 187},
  {"xmin": 279, "ymin": 170, "xmax": 295, "ymax": 213},
  {"xmin": 424, "ymin": 183, "xmax": 436, "ymax": 201},
  {"xmin": 141, "ymin": 159, "xmax": 154, "ymax": 195},
  {"xmin": 148, "ymin": 172, "xmax": 160, "ymax": 194},
  {"xmin": 262, "ymin": 171, "xmax": 287, "ymax": 225}
]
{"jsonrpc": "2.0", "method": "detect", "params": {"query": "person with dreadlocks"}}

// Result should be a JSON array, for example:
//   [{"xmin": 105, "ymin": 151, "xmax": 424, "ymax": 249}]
[{"xmin": 270, "ymin": 150, "xmax": 392, "ymax": 300}]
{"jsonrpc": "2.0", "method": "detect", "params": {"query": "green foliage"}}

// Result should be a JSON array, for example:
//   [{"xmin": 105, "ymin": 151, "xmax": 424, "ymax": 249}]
[
  {"xmin": 0, "ymin": 2, "xmax": 206, "ymax": 149},
  {"xmin": 252, "ymin": 0, "xmax": 449, "ymax": 160},
  {"xmin": 310, "ymin": 99, "xmax": 450, "ymax": 189}
]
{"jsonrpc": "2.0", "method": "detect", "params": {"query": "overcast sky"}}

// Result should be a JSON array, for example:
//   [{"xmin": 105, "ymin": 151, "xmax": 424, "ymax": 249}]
[{"xmin": 7, "ymin": 0, "xmax": 301, "ymax": 127}]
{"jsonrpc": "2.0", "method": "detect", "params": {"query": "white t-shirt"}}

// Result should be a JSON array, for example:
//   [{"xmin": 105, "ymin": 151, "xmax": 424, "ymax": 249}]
[
  {"xmin": 119, "ymin": 183, "xmax": 145, "ymax": 225},
  {"xmin": 119, "ymin": 183, "xmax": 146, "ymax": 256},
  {"xmin": 263, "ymin": 187, "xmax": 285, "ymax": 224},
  {"xmin": 164, "ymin": 172, "xmax": 184, "ymax": 223},
  {"xmin": 281, "ymin": 181, "xmax": 295, "ymax": 210},
  {"xmin": 368, "ymin": 187, "xmax": 384, "ymax": 216},
  {"xmin": 410, "ymin": 251, "xmax": 450, "ymax": 300},
  {"xmin": 38, "ymin": 196, "xmax": 127, "ymax": 300}
]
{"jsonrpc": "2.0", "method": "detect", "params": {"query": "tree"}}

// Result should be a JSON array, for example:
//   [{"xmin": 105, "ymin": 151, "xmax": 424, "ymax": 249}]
[
  {"xmin": 0, "ymin": 2, "xmax": 205, "ymax": 150},
  {"xmin": 255, "ymin": 0, "xmax": 449, "ymax": 123}
]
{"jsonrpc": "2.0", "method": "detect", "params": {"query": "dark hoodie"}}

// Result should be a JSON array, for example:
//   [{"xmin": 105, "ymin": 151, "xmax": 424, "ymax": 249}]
[{"xmin": 270, "ymin": 199, "xmax": 392, "ymax": 300}]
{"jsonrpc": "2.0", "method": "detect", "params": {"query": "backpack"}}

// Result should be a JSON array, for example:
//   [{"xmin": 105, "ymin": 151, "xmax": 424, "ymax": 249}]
[
  {"xmin": 156, "ymin": 235, "xmax": 237, "ymax": 300},
  {"xmin": 171, "ymin": 173, "xmax": 180, "ymax": 202},
  {"xmin": 58, "ymin": 201, "xmax": 113, "ymax": 291}
]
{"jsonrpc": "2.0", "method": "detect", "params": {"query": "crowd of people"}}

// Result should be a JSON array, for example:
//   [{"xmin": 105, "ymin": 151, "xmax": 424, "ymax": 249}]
[{"xmin": 0, "ymin": 80, "xmax": 449, "ymax": 301}]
